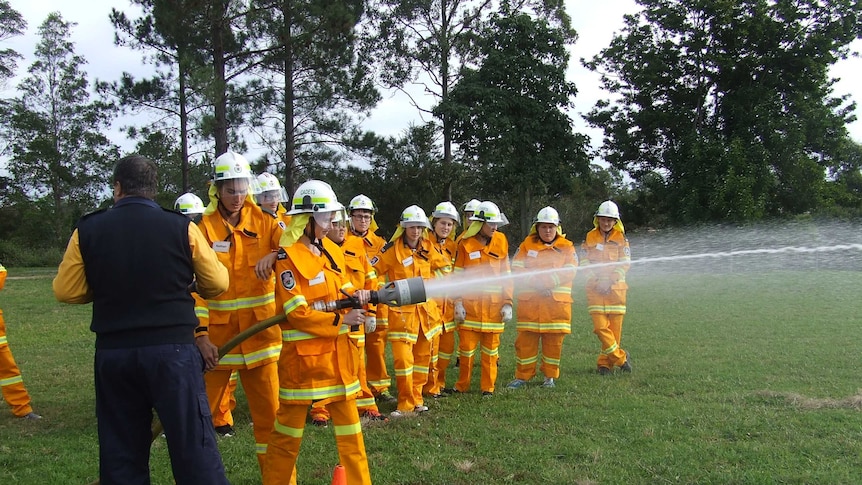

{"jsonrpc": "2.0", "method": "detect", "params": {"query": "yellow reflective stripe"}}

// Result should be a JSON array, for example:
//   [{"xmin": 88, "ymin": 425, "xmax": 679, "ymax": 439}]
[
  {"xmin": 356, "ymin": 397, "xmax": 376, "ymax": 409},
  {"xmin": 194, "ymin": 306, "xmax": 209, "ymax": 319},
  {"xmin": 601, "ymin": 343, "xmax": 619, "ymax": 355},
  {"xmin": 542, "ymin": 355, "xmax": 561, "ymax": 366},
  {"xmin": 366, "ymin": 269, "xmax": 377, "ymax": 280},
  {"xmin": 0, "ymin": 336, "xmax": 7, "ymax": 346},
  {"xmin": 480, "ymin": 344, "xmax": 499, "ymax": 357},
  {"xmin": 282, "ymin": 326, "xmax": 348, "ymax": 342},
  {"xmin": 460, "ymin": 320, "xmax": 505, "ymax": 332},
  {"xmin": 387, "ymin": 331, "xmax": 417, "ymax": 343},
  {"xmin": 229, "ymin": 371, "xmax": 239, "ymax": 383},
  {"xmin": 394, "ymin": 366, "xmax": 414, "ymax": 377},
  {"xmin": 588, "ymin": 304, "xmax": 626, "ymax": 314},
  {"xmin": 219, "ymin": 344, "xmax": 281, "ymax": 366},
  {"xmin": 208, "ymin": 293, "xmax": 275, "ymax": 311},
  {"xmin": 424, "ymin": 325, "xmax": 442, "ymax": 340},
  {"xmin": 413, "ymin": 363, "xmax": 430, "ymax": 374},
  {"xmin": 516, "ymin": 321, "xmax": 571, "ymax": 332},
  {"xmin": 255, "ymin": 443, "xmax": 267, "ymax": 455},
  {"xmin": 1, "ymin": 375, "xmax": 24, "ymax": 387},
  {"xmin": 348, "ymin": 333, "xmax": 366, "ymax": 345},
  {"xmin": 460, "ymin": 347, "xmax": 478, "ymax": 358},
  {"xmin": 333, "ymin": 421, "xmax": 362, "ymax": 437},
  {"xmin": 511, "ymin": 260, "xmax": 525, "ymax": 269},
  {"xmin": 273, "ymin": 419, "xmax": 304, "ymax": 438},
  {"xmin": 367, "ymin": 379, "xmax": 391, "ymax": 388},
  {"xmin": 279, "ymin": 379, "xmax": 361, "ymax": 401},
  {"xmin": 516, "ymin": 354, "xmax": 539, "ymax": 366},
  {"xmin": 283, "ymin": 295, "xmax": 307, "ymax": 315}
]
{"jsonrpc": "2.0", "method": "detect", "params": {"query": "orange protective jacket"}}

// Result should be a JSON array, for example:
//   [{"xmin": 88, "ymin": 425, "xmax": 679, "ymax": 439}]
[
  {"xmin": 371, "ymin": 236, "xmax": 451, "ymax": 343},
  {"xmin": 194, "ymin": 203, "xmax": 283, "ymax": 370},
  {"xmin": 340, "ymin": 241, "xmax": 378, "ymax": 346},
  {"xmin": 453, "ymin": 231, "xmax": 512, "ymax": 333},
  {"xmin": 274, "ymin": 238, "xmax": 360, "ymax": 405},
  {"xmin": 580, "ymin": 228, "xmax": 630, "ymax": 314},
  {"xmin": 511, "ymin": 235, "xmax": 578, "ymax": 333},
  {"xmin": 344, "ymin": 231, "xmax": 386, "ymax": 324},
  {"xmin": 430, "ymin": 236, "xmax": 458, "ymax": 332}
]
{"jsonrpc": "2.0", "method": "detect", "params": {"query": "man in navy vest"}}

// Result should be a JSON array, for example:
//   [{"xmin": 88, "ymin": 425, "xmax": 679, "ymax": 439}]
[{"xmin": 54, "ymin": 155, "xmax": 231, "ymax": 485}]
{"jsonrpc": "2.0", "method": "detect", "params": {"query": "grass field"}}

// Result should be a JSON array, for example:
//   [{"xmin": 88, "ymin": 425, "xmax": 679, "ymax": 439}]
[{"xmin": 1, "ymin": 265, "xmax": 861, "ymax": 484}]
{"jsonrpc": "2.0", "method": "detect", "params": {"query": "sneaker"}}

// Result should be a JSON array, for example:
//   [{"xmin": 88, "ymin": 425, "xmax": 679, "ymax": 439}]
[
  {"xmin": 542, "ymin": 378, "xmax": 555, "ymax": 388},
  {"xmin": 414, "ymin": 405, "xmax": 429, "ymax": 413},
  {"xmin": 620, "ymin": 352, "xmax": 632, "ymax": 372},
  {"xmin": 21, "ymin": 412, "xmax": 42, "ymax": 420},
  {"xmin": 389, "ymin": 410, "xmax": 409, "ymax": 419},
  {"xmin": 214, "ymin": 425, "xmax": 235, "ymax": 437},
  {"xmin": 311, "ymin": 416, "xmax": 329, "ymax": 427},
  {"xmin": 440, "ymin": 387, "xmax": 456, "ymax": 395},
  {"xmin": 429, "ymin": 393, "xmax": 447, "ymax": 399},
  {"xmin": 362, "ymin": 410, "xmax": 389, "ymax": 422},
  {"xmin": 597, "ymin": 366, "xmax": 612, "ymax": 376},
  {"xmin": 375, "ymin": 390, "xmax": 397, "ymax": 403},
  {"xmin": 482, "ymin": 391, "xmax": 494, "ymax": 397},
  {"xmin": 506, "ymin": 379, "xmax": 527, "ymax": 390}
]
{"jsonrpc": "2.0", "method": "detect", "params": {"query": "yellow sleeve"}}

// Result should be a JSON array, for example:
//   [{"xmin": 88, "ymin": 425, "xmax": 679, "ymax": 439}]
[
  {"xmin": 53, "ymin": 230, "xmax": 93, "ymax": 304},
  {"xmin": 189, "ymin": 222, "xmax": 229, "ymax": 299}
]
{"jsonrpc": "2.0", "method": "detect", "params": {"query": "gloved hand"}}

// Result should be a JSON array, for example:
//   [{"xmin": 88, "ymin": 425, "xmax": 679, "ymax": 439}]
[
  {"xmin": 454, "ymin": 301, "xmax": 466, "ymax": 323},
  {"xmin": 500, "ymin": 304, "xmax": 513, "ymax": 323},
  {"xmin": 364, "ymin": 316, "xmax": 377, "ymax": 333},
  {"xmin": 344, "ymin": 308, "xmax": 366, "ymax": 330}
]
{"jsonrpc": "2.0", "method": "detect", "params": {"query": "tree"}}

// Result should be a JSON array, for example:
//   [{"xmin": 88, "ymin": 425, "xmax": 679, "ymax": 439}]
[
  {"xmin": 103, "ymin": 0, "xmax": 212, "ymax": 192},
  {"xmin": 585, "ymin": 0, "xmax": 862, "ymax": 223},
  {"xmin": 439, "ymin": 5, "xmax": 591, "ymax": 236},
  {"xmin": 246, "ymin": 0, "xmax": 380, "ymax": 194},
  {"xmin": 0, "ymin": 13, "xmax": 119, "ymax": 243},
  {"xmin": 370, "ymin": 0, "xmax": 494, "ymax": 199},
  {"xmin": 0, "ymin": 0, "xmax": 25, "ymax": 83}
]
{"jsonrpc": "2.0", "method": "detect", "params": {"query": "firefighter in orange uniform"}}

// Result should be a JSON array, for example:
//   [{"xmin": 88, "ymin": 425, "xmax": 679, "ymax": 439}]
[
  {"xmin": 0, "ymin": 263, "xmax": 41, "ymax": 420},
  {"xmin": 506, "ymin": 207, "xmax": 578, "ymax": 390},
  {"xmin": 453, "ymin": 201, "xmax": 513, "ymax": 396},
  {"xmin": 371, "ymin": 205, "xmax": 451, "ymax": 417},
  {"xmin": 580, "ymin": 200, "xmax": 631, "ymax": 375},
  {"xmin": 345, "ymin": 194, "xmax": 394, "ymax": 403},
  {"xmin": 264, "ymin": 180, "xmax": 372, "ymax": 485},
  {"xmin": 193, "ymin": 151, "xmax": 283, "ymax": 471},
  {"xmin": 425, "ymin": 202, "xmax": 460, "ymax": 396},
  {"xmin": 310, "ymin": 209, "xmax": 388, "ymax": 425}
]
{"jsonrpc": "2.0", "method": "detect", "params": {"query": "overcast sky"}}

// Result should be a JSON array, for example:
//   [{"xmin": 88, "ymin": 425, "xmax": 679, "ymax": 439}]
[{"xmin": 4, "ymin": 0, "xmax": 862, "ymax": 157}]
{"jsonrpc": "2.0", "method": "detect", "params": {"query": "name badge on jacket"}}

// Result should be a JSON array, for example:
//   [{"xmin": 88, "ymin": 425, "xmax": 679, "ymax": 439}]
[
  {"xmin": 213, "ymin": 241, "xmax": 231, "ymax": 253},
  {"xmin": 309, "ymin": 271, "xmax": 325, "ymax": 286}
]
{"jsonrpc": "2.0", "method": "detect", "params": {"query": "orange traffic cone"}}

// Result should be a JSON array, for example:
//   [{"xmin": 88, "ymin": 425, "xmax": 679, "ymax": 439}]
[{"xmin": 331, "ymin": 464, "xmax": 347, "ymax": 485}]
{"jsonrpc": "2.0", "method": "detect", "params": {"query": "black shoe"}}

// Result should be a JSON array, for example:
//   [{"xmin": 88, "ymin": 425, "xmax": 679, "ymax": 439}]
[
  {"xmin": 620, "ymin": 353, "xmax": 632, "ymax": 373},
  {"xmin": 597, "ymin": 366, "xmax": 611, "ymax": 376},
  {"xmin": 430, "ymin": 393, "xmax": 447, "ymax": 399},
  {"xmin": 375, "ymin": 390, "xmax": 397, "ymax": 403},
  {"xmin": 482, "ymin": 391, "xmax": 494, "ymax": 397},
  {"xmin": 214, "ymin": 425, "xmax": 235, "ymax": 437},
  {"xmin": 440, "ymin": 387, "xmax": 456, "ymax": 395}
]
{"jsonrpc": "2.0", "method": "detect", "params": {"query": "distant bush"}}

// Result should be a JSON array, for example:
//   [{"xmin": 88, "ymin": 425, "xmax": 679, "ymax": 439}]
[{"xmin": 0, "ymin": 240, "xmax": 64, "ymax": 267}]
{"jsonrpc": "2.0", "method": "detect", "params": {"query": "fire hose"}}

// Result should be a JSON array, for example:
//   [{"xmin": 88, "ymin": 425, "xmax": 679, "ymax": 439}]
[{"xmin": 88, "ymin": 277, "xmax": 427, "ymax": 484}]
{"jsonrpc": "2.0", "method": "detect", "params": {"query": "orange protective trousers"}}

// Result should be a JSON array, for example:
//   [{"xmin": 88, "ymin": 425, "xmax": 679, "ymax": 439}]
[
  {"xmin": 264, "ymin": 399, "xmax": 370, "ymax": 485},
  {"xmin": 513, "ymin": 331, "xmax": 565, "ymax": 380},
  {"xmin": 205, "ymin": 363, "xmax": 279, "ymax": 471},
  {"xmin": 591, "ymin": 313, "xmax": 627, "ymax": 368},
  {"xmin": 213, "ymin": 370, "xmax": 239, "ymax": 427},
  {"xmin": 364, "ymin": 327, "xmax": 391, "ymax": 396},
  {"xmin": 433, "ymin": 327, "xmax": 456, "ymax": 391},
  {"xmin": 391, "ymin": 329, "xmax": 432, "ymax": 412},
  {"xmin": 311, "ymin": 339, "xmax": 379, "ymax": 420},
  {"xmin": 455, "ymin": 329, "xmax": 500, "ymax": 393},
  {"xmin": 0, "ymin": 311, "xmax": 33, "ymax": 417}
]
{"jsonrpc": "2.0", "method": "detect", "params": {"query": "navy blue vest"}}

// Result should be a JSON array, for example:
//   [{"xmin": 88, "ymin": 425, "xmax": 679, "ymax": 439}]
[{"xmin": 77, "ymin": 197, "xmax": 198, "ymax": 349}]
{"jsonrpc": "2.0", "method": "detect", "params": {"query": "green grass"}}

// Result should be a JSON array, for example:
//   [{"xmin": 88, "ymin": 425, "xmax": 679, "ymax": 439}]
[{"xmin": 1, "ymin": 268, "xmax": 861, "ymax": 484}]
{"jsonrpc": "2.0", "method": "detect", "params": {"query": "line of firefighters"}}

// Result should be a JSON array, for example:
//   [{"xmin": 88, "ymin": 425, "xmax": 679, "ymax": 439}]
[{"xmin": 0, "ymin": 149, "xmax": 633, "ymax": 485}]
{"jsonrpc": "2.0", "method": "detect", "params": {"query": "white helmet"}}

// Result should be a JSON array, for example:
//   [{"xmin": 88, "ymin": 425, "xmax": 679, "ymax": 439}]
[
  {"xmin": 400, "ymin": 205, "xmax": 432, "ymax": 228},
  {"xmin": 469, "ymin": 201, "xmax": 507, "ymax": 225},
  {"xmin": 595, "ymin": 200, "xmax": 620, "ymax": 219},
  {"xmin": 255, "ymin": 172, "xmax": 288, "ymax": 204},
  {"xmin": 348, "ymin": 194, "xmax": 375, "ymax": 213},
  {"xmin": 287, "ymin": 179, "xmax": 342, "ymax": 215},
  {"xmin": 174, "ymin": 193, "xmax": 205, "ymax": 215},
  {"xmin": 463, "ymin": 199, "xmax": 481, "ymax": 212},
  {"xmin": 214, "ymin": 151, "xmax": 254, "ymax": 183},
  {"xmin": 431, "ymin": 201, "xmax": 460, "ymax": 224},
  {"xmin": 535, "ymin": 206, "xmax": 560, "ymax": 225}
]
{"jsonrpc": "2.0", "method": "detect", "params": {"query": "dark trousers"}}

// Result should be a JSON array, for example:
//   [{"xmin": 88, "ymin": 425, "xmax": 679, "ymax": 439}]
[{"xmin": 95, "ymin": 344, "xmax": 230, "ymax": 485}]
